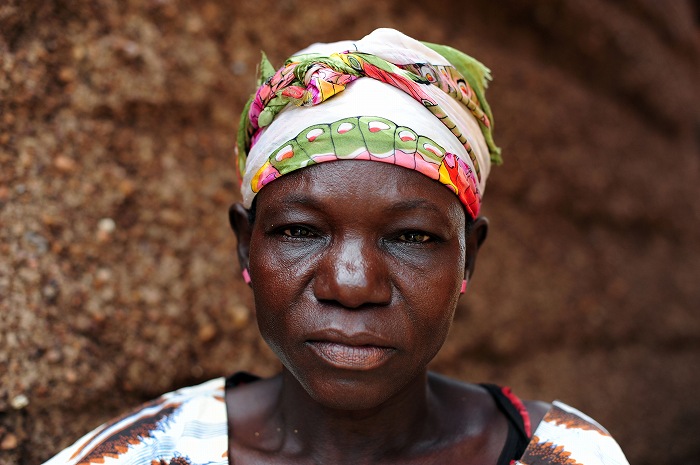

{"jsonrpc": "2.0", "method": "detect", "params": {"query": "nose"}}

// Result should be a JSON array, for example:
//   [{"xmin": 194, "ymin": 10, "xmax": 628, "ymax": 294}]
[{"xmin": 313, "ymin": 236, "xmax": 392, "ymax": 309}]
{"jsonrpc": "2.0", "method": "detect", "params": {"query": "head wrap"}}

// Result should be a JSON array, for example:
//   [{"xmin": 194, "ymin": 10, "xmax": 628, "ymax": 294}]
[{"xmin": 236, "ymin": 28, "xmax": 500, "ymax": 218}]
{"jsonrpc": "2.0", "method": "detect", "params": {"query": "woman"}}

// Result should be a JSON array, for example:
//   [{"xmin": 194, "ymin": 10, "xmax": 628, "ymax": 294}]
[{"xmin": 45, "ymin": 28, "xmax": 629, "ymax": 465}]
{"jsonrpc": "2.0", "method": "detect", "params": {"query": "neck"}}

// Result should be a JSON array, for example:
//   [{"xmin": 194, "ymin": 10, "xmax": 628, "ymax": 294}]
[{"xmin": 274, "ymin": 368, "xmax": 439, "ymax": 463}]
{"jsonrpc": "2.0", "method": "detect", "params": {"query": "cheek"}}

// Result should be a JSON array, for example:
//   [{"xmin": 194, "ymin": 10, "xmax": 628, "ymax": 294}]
[
  {"xmin": 396, "ymin": 243, "xmax": 464, "ymax": 358},
  {"xmin": 247, "ymin": 232, "xmax": 321, "ymax": 358},
  {"xmin": 413, "ymin": 286, "xmax": 459, "ymax": 352},
  {"xmin": 252, "ymin": 288, "xmax": 300, "ymax": 373},
  {"xmin": 248, "ymin": 227, "xmax": 322, "ymax": 285},
  {"xmin": 393, "ymin": 240, "xmax": 465, "ymax": 304},
  {"xmin": 247, "ymin": 241, "xmax": 293, "ymax": 347}
]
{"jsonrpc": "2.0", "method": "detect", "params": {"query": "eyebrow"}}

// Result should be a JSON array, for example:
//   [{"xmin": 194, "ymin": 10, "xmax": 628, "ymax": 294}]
[
  {"xmin": 384, "ymin": 199, "xmax": 442, "ymax": 213},
  {"xmin": 255, "ymin": 194, "xmax": 321, "ymax": 219},
  {"xmin": 271, "ymin": 194, "xmax": 321, "ymax": 209}
]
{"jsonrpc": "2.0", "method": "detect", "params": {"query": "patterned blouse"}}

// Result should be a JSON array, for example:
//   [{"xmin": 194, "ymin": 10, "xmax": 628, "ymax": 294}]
[{"xmin": 43, "ymin": 377, "xmax": 629, "ymax": 465}]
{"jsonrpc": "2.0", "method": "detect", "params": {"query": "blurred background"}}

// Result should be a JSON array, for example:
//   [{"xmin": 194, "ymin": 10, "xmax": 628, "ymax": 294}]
[{"xmin": 1, "ymin": 0, "xmax": 698, "ymax": 463}]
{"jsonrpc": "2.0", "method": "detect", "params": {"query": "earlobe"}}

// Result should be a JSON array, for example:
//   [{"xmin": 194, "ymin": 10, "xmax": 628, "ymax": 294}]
[
  {"xmin": 229, "ymin": 203, "xmax": 253, "ymax": 275},
  {"xmin": 242, "ymin": 268, "xmax": 252, "ymax": 285}
]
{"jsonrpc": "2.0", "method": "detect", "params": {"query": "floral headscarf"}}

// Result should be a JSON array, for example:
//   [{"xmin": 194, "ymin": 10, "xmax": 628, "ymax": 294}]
[{"xmin": 236, "ymin": 28, "xmax": 500, "ymax": 218}]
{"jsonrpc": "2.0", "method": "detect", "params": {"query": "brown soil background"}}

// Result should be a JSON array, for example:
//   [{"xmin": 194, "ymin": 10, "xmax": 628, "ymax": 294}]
[{"xmin": 1, "ymin": 0, "xmax": 699, "ymax": 463}]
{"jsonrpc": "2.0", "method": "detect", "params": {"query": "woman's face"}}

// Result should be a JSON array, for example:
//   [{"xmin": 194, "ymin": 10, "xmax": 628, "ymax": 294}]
[{"xmin": 234, "ymin": 161, "xmax": 486, "ymax": 410}]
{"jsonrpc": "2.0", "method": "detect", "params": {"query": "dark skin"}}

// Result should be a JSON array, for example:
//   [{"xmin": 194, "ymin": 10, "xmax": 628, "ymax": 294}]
[{"xmin": 228, "ymin": 161, "xmax": 549, "ymax": 464}]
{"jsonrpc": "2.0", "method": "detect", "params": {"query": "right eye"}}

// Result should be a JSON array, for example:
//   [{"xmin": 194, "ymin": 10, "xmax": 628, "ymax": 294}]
[{"xmin": 282, "ymin": 226, "xmax": 315, "ymax": 238}]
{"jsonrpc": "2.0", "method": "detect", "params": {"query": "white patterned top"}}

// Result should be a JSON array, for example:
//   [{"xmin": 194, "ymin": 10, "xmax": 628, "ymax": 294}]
[{"xmin": 44, "ymin": 378, "xmax": 629, "ymax": 465}]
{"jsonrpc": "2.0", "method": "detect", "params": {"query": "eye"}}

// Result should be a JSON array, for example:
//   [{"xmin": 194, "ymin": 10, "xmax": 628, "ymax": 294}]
[
  {"xmin": 282, "ymin": 226, "xmax": 315, "ymax": 238},
  {"xmin": 398, "ymin": 231, "xmax": 432, "ymax": 243}
]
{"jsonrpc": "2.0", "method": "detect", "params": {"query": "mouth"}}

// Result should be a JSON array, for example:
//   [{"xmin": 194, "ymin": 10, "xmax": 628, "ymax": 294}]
[{"xmin": 306, "ymin": 341, "xmax": 397, "ymax": 371}]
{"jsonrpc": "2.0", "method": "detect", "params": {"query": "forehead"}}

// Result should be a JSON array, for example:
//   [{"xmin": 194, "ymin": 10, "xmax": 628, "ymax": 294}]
[{"xmin": 255, "ymin": 160, "xmax": 464, "ymax": 218}]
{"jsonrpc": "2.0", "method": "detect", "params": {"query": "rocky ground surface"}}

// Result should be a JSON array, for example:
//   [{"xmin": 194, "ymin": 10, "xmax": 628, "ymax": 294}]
[{"xmin": 1, "ymin": 0, "xmax": 699, "ymax": 463}]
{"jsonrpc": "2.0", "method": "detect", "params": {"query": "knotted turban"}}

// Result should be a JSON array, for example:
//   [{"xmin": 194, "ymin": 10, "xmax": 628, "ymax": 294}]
[{"xmin": 236, "ymin": 28, "xmax": 501, "ymax": 219}]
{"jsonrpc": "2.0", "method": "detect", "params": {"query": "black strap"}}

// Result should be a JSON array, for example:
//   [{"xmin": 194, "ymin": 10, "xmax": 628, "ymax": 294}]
[{"xmin": 480, "ymin": 384, "xmax": 530, "ymax": 465}]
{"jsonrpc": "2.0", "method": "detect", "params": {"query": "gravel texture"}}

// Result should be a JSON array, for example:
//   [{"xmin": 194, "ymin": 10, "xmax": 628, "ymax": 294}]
[{"xmin": 1, "ymin": 1, "xmax": 699, "ymax": 464}]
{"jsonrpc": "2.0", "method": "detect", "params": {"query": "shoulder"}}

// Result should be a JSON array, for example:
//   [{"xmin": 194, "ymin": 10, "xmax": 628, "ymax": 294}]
[
  {"xmin": 427, "ymin": 373, "xmax": 542, "ymax": 425},
  {"xmin": 43, "ymin": 378, "xmax": 228, "ymax": 465},
  {"xmin": 430, "ymin": 377, "xmax": 630, "ymax": 465},
  {"xmin": 516, "ymin": 401, "xmax": 630, "ymax": 465},
  {"xmin": 524, "ymin": 399, "xmax": 551, "ymax": 431}
]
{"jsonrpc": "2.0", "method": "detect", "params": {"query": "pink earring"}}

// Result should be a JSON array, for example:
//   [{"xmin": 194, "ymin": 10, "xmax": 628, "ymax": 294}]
[
  {"xmin": 242, "ymin": 268, "xmax": 251, "ymax": 285},
  {"xmin": 460, "ymin": 278, "xmax": 468, "ymax": 294}
]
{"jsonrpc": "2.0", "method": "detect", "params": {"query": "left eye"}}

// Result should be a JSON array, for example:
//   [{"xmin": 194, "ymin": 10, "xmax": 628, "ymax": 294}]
[{"xmin": 398, "ymin": 231, "xmax": 432, "ymax": 243}]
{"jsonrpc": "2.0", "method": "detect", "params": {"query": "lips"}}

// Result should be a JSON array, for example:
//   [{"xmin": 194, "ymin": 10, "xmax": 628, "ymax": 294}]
[
  {"xmin": 307, "ymin": 341, "xmax": 396, "ymax": 370},
  {"xmin": 306, "ymin": 327, "xmax": 397, "ymax": 371}
]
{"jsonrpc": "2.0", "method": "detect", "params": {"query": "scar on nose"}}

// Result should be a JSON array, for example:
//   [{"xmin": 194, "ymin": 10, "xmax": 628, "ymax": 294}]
[{"xmin": 336, "ymin": 260, "xmax": 369, "ymax": 288}]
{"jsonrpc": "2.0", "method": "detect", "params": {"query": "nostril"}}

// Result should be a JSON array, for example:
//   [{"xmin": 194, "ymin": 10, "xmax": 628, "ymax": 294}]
[{"xmin": 313, "ymin": 264, "xmax": 391, "ymax": 309}]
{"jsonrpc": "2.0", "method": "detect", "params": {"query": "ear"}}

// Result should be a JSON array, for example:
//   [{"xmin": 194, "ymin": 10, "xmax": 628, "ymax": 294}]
[
  {"xmin": 464, "ymin": 216, "xmax": 489, "ymax": 282},
  {"xmin": 228, "ymin": 202, "xmax": 252, "ymax": 275}
]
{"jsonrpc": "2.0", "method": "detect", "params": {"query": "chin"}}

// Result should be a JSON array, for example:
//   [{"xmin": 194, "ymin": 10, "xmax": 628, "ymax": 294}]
[
  {"xmin": 304, "ymin": 378, "xmax": 396, "ymax": 411},
  {"xmin": 294, "ymin": 366, "xmax": 422, "ymax": 412}
]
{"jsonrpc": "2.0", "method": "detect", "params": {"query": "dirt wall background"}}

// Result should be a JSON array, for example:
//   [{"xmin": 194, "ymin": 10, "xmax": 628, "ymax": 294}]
[{"xmin": 1, "ymin": 0, "xmax": 698, "ymax": 463}]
